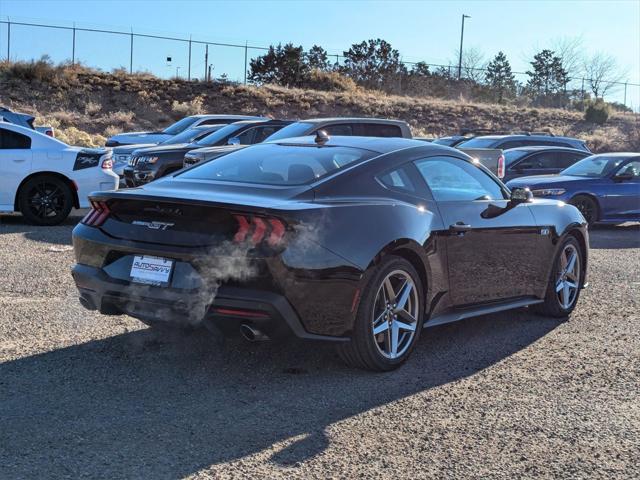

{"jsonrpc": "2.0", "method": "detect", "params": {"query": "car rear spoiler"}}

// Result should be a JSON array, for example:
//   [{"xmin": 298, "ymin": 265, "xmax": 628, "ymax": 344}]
[{"xmin": 458, "ymin": 148, "xmax": 505, "ymax": 179}]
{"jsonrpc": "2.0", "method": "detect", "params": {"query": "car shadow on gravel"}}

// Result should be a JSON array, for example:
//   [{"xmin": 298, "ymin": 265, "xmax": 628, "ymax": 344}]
[
  {"xmin": 0, "ymin": 214, "xmax": 83, "ymax": 245},
  {"xmin": 0, "ymin": 309, "xmax": 560, "ymax": 478},
  {"xmin": 589, "ymin": 223, "xmax": 640, "ymax": 249}
]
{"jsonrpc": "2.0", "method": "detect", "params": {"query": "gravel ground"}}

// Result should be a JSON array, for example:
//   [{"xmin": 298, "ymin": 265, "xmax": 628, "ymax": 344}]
[{"xmin": 0, "ymin": 215, "xmax": 638, "ymax": 479}]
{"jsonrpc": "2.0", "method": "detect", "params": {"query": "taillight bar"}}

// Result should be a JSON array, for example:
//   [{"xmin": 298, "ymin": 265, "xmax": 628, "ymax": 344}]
[
  {"xmin": 233, "ymin": 214, "xmax": 286, "ymax": 247},
  {"xmin": 81, "ymin": 200, "xmax": 111, "ymax": 227}
]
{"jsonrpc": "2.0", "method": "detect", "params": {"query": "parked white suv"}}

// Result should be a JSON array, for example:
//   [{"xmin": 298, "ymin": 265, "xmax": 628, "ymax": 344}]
[{"xmin": 0, "ymin": 122, "xmax": 118, "ymax": 225}]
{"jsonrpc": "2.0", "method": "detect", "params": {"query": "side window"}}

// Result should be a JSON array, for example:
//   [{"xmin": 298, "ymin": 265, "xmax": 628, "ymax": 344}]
[
  {"xmin": 362, "ymin": 123, "xmax": 402, "ymax": 137},
  {"xmin": 500, "ymin": 140, "xmax": 525, "ymax": 149},
  {"xmin": 236, "ymin": 128, "xmax": 256, "ymax": 145},
  {"xmin": 415, "ymin": 156, "xmax": 506, "ymax": 202},
  {"xmin": 322, "ymin": 124, "xmax": 353, "ymax": 136},
  {"xmin": 514, "ymin": 154, "xmax": 542, "ymax": 170},
  {"xmin": 0, "ymin": 128, "xmax": 31, "ymax": 149},
  {"xmin": 200, "ymin": 119, "xmax": 231, "ymax": 125},
  {"xmin": 617, "ymin": 160, "xmax": 640, "ymax": 178},
  {"xmin": 558, "ymin": 152, "xmax": 586, "ymax": 168},
  {"xmin": 253, "ymin": 126, "xmax": 279, "ymax": 143},
  {"xmin": 378, "ymin": 166, "xmax": 417, "ymax": 193}
]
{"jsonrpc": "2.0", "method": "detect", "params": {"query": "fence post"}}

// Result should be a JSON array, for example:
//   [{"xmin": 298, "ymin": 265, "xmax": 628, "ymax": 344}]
[
  {"xmin": 623, "ymin": 82, "xmax": 628, "ymax": 108},
  {"xmin": 188, "ymin": 35, "xmax": 192, "ymax": 81},
  {"xmin": 6, "ymin": 18, "xmax": 10, "ymax": 61},
  {"xmin": 129, "ymin": 28, "xmax": 133, "ymax": 74},
  {"xmin": 72, "ymin": 23, "xmax": 76, "ymax": 65},
  {"xmin": 244, "ymin": 41, "xmax": 248, "ymax": 85},
  {"xmin": 581, "ymin": 77, "xmax": 585, "ymax": 110}
]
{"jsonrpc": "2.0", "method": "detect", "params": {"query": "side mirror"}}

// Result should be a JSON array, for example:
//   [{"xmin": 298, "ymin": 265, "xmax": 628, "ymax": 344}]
[
  {"xmin": 510, "ymin": 187, "xmax": 533, "ymax": 204},
  {"xmin": 227, "ymin": 137, "xmax": 240, "ymax": 146}
]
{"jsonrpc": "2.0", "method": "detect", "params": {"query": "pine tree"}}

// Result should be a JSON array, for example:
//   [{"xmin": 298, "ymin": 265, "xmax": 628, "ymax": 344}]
[
  {"xmin": 485, "ymin": 51, "xmax": 516, "ymax": 103},
  {"xmin": 306, "ymin": 45, "xmax": 330, "ymax": 71},
  {"xmin": 248, "ymin": 43, "xmax": 308, "ymax": 87},
  {"xmin": 526, "ymin": 49, "xmax": 569, "ymax": 106}
]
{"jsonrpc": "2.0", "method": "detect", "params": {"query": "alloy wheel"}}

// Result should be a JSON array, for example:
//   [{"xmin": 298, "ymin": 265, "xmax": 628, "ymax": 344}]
[
  {"xmin": 26, "ymin": 182, "xmax": 66, "ymax": 220},
  {"xmin": 371, "ymin": 269, "xmax": 419, "ymax": 359},
  {"xmin": 574, "ymin": 199, "xmax": 596, "ymax": 224},
  {"xmin": 555, "ymin": 244, "xmax": 580, "ymax": 310}
]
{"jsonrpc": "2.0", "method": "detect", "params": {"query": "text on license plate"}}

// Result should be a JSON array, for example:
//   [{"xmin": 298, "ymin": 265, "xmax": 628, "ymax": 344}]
[{"xmin": 130, "ymin": 255, "xmax": 173, "ymax": 284}]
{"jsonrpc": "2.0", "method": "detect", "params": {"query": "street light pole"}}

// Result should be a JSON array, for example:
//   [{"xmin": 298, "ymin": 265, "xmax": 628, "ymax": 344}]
[{"xmin": 457, "ymin": 14, "xmax": 470, "ymax": 80}]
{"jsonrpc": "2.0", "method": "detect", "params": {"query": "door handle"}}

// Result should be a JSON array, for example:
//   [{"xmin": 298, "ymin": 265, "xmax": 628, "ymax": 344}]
[
  {"xmin": 449, "ymin": 222, "xmax": 472, "ymax": 233},
  {"xmin": 13, "ymin": 158, "xmax": 26, "ymax": 163}
]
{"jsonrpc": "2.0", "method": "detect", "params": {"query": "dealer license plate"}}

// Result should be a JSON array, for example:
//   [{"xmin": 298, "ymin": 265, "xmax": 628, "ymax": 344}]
[{"xmin": 130, "ymin": 255, "xmax": 174, "ymax": 285}]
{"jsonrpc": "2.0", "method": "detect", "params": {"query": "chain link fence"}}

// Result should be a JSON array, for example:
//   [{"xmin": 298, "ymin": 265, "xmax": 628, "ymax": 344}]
[{"xmin": 1, "ymin": 18, "xmax": 638, "ymax": 111}]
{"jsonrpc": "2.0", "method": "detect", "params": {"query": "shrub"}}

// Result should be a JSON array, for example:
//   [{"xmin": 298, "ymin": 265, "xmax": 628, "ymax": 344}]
[
  {"xmin": 301, "ymin": 69, "xmax": 358, "ymax": 92},
  {"xmin": 585, "ymin": 100, "xmax": 610, "ymax": 125},
  {"xmin": 171, "ymin": 95, "xmax": 204, "ymax": 116}
]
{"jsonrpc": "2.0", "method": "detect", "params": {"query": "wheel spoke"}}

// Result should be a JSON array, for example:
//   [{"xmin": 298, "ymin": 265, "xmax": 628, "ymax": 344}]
[
  {"xmin": 394, "ymin": 318, "xmax": 416, "ymax": 332},
  {"xmin": 383, "ymin": 278, "xmax": 395, "ymax": 304},
  {"xmin": 556, "ymin": 279, "xmax": 565, "ymax": 292},
  {"xmin": 389, "ymin": 321, "xmax": 400, "ymax": 358},
  {"xmin": 566, "ymin": 251, "xmax": 577, "ymax": 274},
  {"xmin": 395, "ymin": 281, "xmax": 413, "ymax": 311},
  {"xmin": 397, "ymin": 308, "xmax": 417, "ymax": 325},
  {"xmin": 372, "ymin": 311, "xmax": 389, "ymax": 335}
]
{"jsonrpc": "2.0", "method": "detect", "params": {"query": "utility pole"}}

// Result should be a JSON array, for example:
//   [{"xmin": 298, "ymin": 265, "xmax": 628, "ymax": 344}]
[
  {"xmin": 6, "ymin": 18, "xmax": 10, "ymax": 62},
  {"xmin": 624, "ymin": 81, "xmax": 628, "ymax": 108},
  {"xmin": 176, "ymin": 66, "xmax": 180, "ymax": 78},
  {"xmin": 72, "ymin": 23, "xmax": 76, "ymax": 66},
  {"xmin": 208, "ymin": 64, "xmax": 212, "ymax": 82},
  {"xmin": 129, "ymin": 28, "xmax": 134, "ymax": 74},
  {"xmin": 188, "ymin": 35, "xmax": 192, "ymax": 81},
  {"xmin": 204, "ymin": 44, "xmax": 208, "ymax": 81},
  {"xmin": 457, "ymin": 14, "xmax": 470, "ymax": 81},
  {"xmin": 244, "ymin": 41, "xmax": 248, "ymax": 85}
]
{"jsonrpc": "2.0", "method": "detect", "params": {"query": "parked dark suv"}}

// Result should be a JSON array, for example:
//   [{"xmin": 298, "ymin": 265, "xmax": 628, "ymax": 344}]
[
  {"xmin": 457, "ymin": 133, "xmax": 590, "ymax": 152},
  {"xmin": 123, "ymin": 119, "xmax": 291, "ymax": 187},
  {"xmin": 501, "ymin": 146, "xmax": 590, "ymax": 182}
]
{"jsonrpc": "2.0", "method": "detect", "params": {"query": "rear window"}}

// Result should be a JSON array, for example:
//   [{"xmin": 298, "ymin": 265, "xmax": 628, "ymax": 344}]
[
  {"xmin": 179, "ymin": 143, "xmax": 374, "ymax": 185},
  {"xmin": 262, "ymin": 122, "xmax": 314, "ymax": 142}
]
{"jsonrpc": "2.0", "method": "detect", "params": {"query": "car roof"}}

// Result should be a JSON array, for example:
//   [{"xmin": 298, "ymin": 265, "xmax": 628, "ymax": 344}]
[
  {"xmin": 269, "ymin": 135, "xmax": 432, "ymax": 154},
  {"xmin": 228, "ymin": 119, "xmax": 292, "ymax": 126},
  {"xmin": 190, "ymin": 114, "xmax": 267, "ymax": 119},
  {"xmin": 590, "ymin": 152, "xmax": 640, "ymax": 158},
  {"xmin": 504, "ymin": 146, "xmax": 588, "ymax": 153},
  {"xmin": 300, "ymin": 117, "xmax": 408, "ymax": 126},
  {"xmin": 471, "ymin": 134, "xmax": 580, "ymax": 141}
]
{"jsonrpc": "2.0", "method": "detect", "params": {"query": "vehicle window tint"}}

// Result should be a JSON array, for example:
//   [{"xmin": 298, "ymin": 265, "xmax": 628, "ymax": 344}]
[
  {"xmin": 558, "ymin": 152, "xmax": 586, "ymax": 168},
  {"xmin": 518, "ymin": 152, "xmax": 565, "ymax": 170},
  {"xmin": 415, "ymin": 156, "xmax": 505, "ymax": 202},
  {"xmin": 499, "ymin": 140, "xmax": 525, "ymax": 149},
  {"xmin": 617, "ymin": 160, "xmax": 640, "ymax": 178},
  {"xmin": 253, "ymin": 126, "xmax": 280, "ymax": 143},
  {"xmin": 200, "ymin": 118, "xmax": 234, "ymax": 125},
  {"xmin": 378, "ymin": 166, "xmax": 416, "ymax": 193},
  {"xmin": 322, "ymin": 124, "xmax": 353, "ymax": 136},
  {"xmin": 236, "ymin": 128, "xmax": 256, "ymax": 145},
  {"xmin": 0, "ymin": 128, "xmax": 31, "ymax": 149},
  {"xmin": 362, "ymin": 123, "xmax": 402, "ymax": 137}
]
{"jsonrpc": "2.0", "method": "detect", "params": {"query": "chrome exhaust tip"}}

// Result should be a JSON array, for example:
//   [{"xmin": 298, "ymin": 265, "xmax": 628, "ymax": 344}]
[{"xmin": 240, "ymin": 324, "xmax": 269, "ymax": 342}]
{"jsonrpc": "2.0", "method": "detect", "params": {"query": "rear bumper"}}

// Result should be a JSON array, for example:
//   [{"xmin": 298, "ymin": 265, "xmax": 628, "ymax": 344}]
[{"xmin": 72, "ymin": 263, "xmax": 348, "ymax": 342}]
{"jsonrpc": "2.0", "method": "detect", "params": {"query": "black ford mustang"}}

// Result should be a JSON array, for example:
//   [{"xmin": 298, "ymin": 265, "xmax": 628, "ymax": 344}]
[{"xmin": 72, "ymin": 135, "xmax": 588, "ymax": 371}]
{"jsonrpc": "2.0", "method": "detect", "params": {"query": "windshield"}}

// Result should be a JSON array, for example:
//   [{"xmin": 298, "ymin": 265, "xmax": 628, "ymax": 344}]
[
  {"xmin": 432, "ymin": 137, "xmax": 460, "ymax": 146},
  {"xmin": 503, "ymin": 149, "xmax": 530, "ymax": 165},
  {"xmin": 179, "ymin": 143, "xmax": 374, "ymax": 186},
  {"xmin": 456, "ymin": 137, "xmax": 499, "ymax": 148},
  {"xmin": 162, "ymin": 117, "xmax": 199, "ymax": 135},
  {"xmin": 262, "ymin": 122, "xmax": 314, "ymax": 142},
  {"xmin": 194, "ymin": 123, "xmax": 245, "ymax": 146},
  {"xmin": 161, "ymin": 125, "xmax": 223, "ymax": 145},
  {"xmin": 561, "ymin": 155, "xmax": 626, "ymax": 177}
]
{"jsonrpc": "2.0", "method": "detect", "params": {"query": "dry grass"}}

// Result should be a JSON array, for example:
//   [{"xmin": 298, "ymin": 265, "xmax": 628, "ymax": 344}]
[{"xmin": 1, "ymin": 61, "xmax": 637, "ymax": 150}]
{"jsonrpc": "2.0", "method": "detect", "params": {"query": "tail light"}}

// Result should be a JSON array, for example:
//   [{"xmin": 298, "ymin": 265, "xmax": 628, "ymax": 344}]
[
  {"xmin": 81, "ymin": 200, "xmax": 111, "ymax": 227},
  {"xmin": 497, "ymin": 154, "xmax": 505, "ymax": 179},
  {"xmin": 233, "ymin": 215, "xmax": 286, "ymax": 247},
  {"xmin": 101, "ymin": 158, "xmax": 113, "ymax": 169}
]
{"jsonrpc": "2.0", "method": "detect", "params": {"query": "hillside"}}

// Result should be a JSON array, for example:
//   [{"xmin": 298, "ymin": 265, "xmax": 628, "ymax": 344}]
[{"xmin": 1, "ymin": 63, "xmax": 637, "ymax": 151}]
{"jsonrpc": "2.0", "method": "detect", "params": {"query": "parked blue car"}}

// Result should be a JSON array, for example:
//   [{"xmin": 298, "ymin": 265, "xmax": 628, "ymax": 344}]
[{"xmin": 507, "ymin": 153, "xmax": 640, "ymax": 225}]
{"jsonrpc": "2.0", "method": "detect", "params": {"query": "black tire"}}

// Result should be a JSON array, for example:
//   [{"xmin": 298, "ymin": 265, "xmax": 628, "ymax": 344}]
[
  {"xmin": 569, "ymin": 195, "xmax": 598, "ymax": 226},
  {"xmin": 18, "ymin": 175, "xmax": 73, "ymax": 226},
  {"xmin": 337, "ymin": 255, "xmax": 424, "ymax": 371},
  {"xmin": 534, "ymin": 236, "xmax": 584, "ymax": 318}
]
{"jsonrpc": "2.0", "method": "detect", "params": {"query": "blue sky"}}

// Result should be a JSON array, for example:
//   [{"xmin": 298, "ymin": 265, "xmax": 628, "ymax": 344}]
[{"xmin": 0, "ymin": 0, "xmax": 638, "ymax": 108}]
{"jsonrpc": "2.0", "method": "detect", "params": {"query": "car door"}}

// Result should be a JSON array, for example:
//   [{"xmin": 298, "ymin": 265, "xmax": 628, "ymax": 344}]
[
  {"xmin": 605, "ymin": 160, "xmax": 640, "ymax": 220},
  {"xmin": 0, "ymin": 127, "xmax": 33, "ymax": 207},
  {"xmin": 414, "ymin": 155, "xmax": 541, "ymax": 307}
]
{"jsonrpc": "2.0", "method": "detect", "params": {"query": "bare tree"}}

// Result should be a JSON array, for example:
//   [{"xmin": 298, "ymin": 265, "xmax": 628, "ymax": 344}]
[
  {"xmin": 583, "ymin": 52, "xmax": 624, "ymax": 98},
  {"xmin": 551, "ymin": 36, "xmax": 584, "ymax": 79},
  {"xmin": 452, "ymin": 47, "xmax": 486, "ymax": 83}
]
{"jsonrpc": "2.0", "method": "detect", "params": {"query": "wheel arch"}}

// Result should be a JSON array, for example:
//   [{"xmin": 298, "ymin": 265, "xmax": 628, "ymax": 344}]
[
  {"xmin": 14, "ymin": 171, "xmax": 80, "ymax": 211},
  {"xmin": 367, "ymin": 239, "xmax": 429, "ymax": 296},
  {"xmin": 568, "ymin": 192, "xmax": 600, "ymax": 222}
]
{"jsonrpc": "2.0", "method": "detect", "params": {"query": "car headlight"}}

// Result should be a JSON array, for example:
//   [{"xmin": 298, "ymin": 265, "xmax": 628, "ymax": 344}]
[
  {"xmin": 531, "ymin": 188, "xmax": 566, "ymax": 196},
  {"xmin": 115, "ymin": 154, "xmax": 131, "ymax": 164}
]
